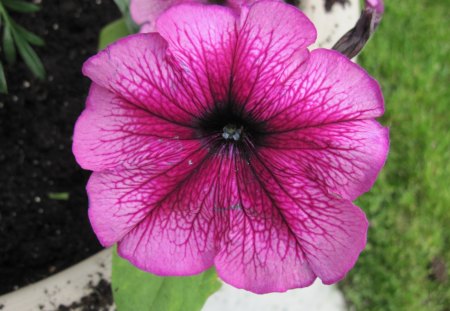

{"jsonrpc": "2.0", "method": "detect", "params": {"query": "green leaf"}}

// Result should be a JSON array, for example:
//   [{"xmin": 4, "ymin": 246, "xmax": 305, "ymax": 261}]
[
  {"xmin": 111, "ymin": 0, "xmax": 138, "ymax": 34},
  {"xmin": 14, "ymin": 33, "xmax": 45, "ymax": 79},
  {"xmin": 124, "ymin": 14, "xmax": 139, "ymax": 34},
  {"xmin": 12, "ymin": 21, "xmax": 45, "ymax": 46},
  {"xmin": 0, "ymin": 62, "xmax": 7, "ymax": 93},
  {"xmin": 48, "ymin": 192, "xmax": 70, "ymax": 200},
  {"xmin": 112, "ymin": 248, "xmax": 222, "ymax": 311},
  {"xmin": 113, "ymin": 0, "xmax": 130, "ymax": 15},
  {"xmin": 2, "ymin": 0, "xmax": 40, "ymax": 13},
  {"xmin": 98, "ymin": 18, "xmax": 130, "ymax": 51},
  {"xmin": 3, "ymin": 24, "xmax": 16, "ymax": 64}
]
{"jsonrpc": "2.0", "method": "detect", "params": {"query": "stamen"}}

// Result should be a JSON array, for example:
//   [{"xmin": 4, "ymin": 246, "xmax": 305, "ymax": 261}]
[{"xmin": 222, "ymin": 124, "xmax": 243, "ymax": 141}]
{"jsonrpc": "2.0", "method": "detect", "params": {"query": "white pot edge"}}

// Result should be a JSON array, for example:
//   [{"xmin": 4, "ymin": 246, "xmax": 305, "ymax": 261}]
[
  {"xmin": 301, "ymin": 0, "xmax": 360, "ymax": 50},
  {"xmin": 0, "ymin": 248, "xmax": 113, "ymax": 311}
]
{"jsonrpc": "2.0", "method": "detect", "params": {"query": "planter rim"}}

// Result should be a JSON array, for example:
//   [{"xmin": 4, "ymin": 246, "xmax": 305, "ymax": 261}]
[
  {"xmin": 301, "ymin": 0, "xmax": 360, "ymax": 51},
  {"xmin": 0, "ymin": 249, "xmax": 112, "ymax": 311}
]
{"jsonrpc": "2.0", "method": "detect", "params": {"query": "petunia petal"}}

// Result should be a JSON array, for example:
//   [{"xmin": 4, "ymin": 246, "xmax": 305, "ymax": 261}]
[
  {"xmin": 215, "ymin": 211, "xmax": 317, "ymax": 293},
  {"xmin": 214, "ymin": 151, "xmax": 368, "ymax": 293},
  {"xmin": 115, "ymin": 155, "xmax": 240, "ymax": 275},
  {"xmin": 231, "ymin": 1, "xmax": 316, "ymax": 115},
  {"xmin": 250, "ymin": 48, "xmax": 384, "ymax": 130},
  {"xmin": 366, "ymin": 0, "xmax": 384, "ymax": 21},
  {"xmin": 131, "ymin": 0, "xmax": 177, "ymax": 32},
  {"xmin": 87, "ymin": 143, "xmax": 210, "ymax": 247},
  {"xmin": 156, "ymin": 4, "xmax": 238, "ymax": 108},
  {"xmin": 73, "ymin": 84, "xmax": 197, "ymax": 171},
  {"xmin": 250, "ymin": 150, "xmax": 369, "ymax": 285},
  {"xmin": 214, "ymin": 156, "xmax": 316, "ymax": 293},
  {"xmin": 82, "ymin": 33, "xmax": 207, "ymax": 124},
  {"xmin": 262, "ymin": 119, "xmax": 389, "ymax": 200}
]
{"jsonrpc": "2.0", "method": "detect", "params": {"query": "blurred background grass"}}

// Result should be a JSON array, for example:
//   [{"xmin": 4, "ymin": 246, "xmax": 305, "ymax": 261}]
[{"xmin": 340, "ymin": 0, "xmax": 450, "ymax": 310}]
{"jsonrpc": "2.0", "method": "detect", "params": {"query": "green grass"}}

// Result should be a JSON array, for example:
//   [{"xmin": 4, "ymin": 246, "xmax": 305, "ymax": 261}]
[{"xmin": 340, "ymin": 0, "xmax": 450, "ymax": 310}]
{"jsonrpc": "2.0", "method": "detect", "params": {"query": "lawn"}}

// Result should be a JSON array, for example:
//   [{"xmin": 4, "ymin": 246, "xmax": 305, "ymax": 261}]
[{"xmin": 340, "ymin": 0, "xmax": 450, "ymax": 310}]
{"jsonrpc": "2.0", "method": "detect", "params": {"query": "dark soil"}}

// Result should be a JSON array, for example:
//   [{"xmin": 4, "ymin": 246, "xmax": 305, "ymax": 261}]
[
  {"xmin": 56, "ymin": 279, "xmax": 114, "ymax": 311},
  {"xmin": 0, "ymin": 0, "xmax": 120, "ymax": 294}
]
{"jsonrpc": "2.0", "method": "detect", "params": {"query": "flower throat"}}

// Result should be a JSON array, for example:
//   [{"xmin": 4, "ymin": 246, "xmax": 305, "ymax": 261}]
[{"xmin": 195, "ymin": 102, "xmax": 266, "ymax": 153}]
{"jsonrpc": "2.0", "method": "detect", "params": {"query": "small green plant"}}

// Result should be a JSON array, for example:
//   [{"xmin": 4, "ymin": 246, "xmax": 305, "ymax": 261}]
[
  {"xmin": 97, "ymin": 0, "xmax": 137, "ymax": 50},
  {"xmin": 0, "ymin": 0, "xmax": 45, "ymax": 93}
]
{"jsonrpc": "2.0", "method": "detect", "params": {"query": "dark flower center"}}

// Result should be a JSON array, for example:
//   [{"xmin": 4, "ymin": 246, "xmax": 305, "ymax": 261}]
[{"xmin": 195, "ymin": 103, "xmax": 266, "ymax": 155}]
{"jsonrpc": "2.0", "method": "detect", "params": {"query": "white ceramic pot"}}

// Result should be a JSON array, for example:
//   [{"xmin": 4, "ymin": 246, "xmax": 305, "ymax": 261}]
[
  {"xmin": 302, "ymin": 0, "xmax": 360, "ymax": 50},
  {"xmin": 0, "ymin": 249, "xmax": 113, "ymax": 311},
  {"xmin": 0, "ymin": 2, "xmax": 360, "ymax": 310}
]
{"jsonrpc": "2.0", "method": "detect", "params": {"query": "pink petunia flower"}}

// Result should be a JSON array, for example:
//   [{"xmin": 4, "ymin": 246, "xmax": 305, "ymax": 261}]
[{"xmin": 73, "ymin": 1, "xmax": 389, "ymax": 293}]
